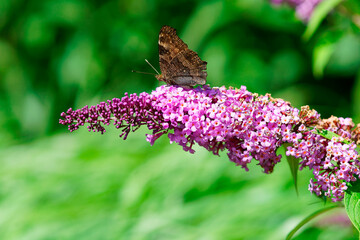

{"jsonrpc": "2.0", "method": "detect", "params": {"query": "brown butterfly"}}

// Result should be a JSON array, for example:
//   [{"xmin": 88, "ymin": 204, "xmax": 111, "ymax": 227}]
[{"xmin": 154, "ymin": 25, "xmax": 207, "ymax": 88}]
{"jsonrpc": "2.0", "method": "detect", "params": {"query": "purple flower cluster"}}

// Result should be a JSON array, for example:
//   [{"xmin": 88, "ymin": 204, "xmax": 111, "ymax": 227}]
[
  {"xmin": 60, "ymin": 85, "xmax": 301, "ymax": 173},
  {"xmin": 59, "ymin": 85, "xmax": 359, "ymax": 202},
  {"xmin": 287, "ymin": 114, "xmax": 360, "ymax": 201},
  {"xmin": 271, "ymin": 0, "xmax": 324, "ymax": 21},
  {"xmin": 153, "ymin": 86, "xmax": 301, "ymax": 173},
  {"xmin": 292, "ymin": 117, "xmax": 360, "ymax": 201},
  {"xmin": 60, "ymin": 91, "xmax": 156, "ymax": 139}
]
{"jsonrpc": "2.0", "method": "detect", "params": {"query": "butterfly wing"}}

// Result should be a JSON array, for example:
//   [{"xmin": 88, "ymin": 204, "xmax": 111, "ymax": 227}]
[{"xmin": 158, "ymin": 25, "xmax": 207, "ymax": 87}]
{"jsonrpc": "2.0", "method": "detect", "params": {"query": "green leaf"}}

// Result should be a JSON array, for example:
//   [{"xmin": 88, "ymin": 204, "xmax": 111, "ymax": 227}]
[
  {"xmin": 277, "ymin": 143, "xmax": 299, "ymax": 194},
  {"xmin": 303, "ymin": 0, "xmax": 343, "ymax": 41},
  {"xmin": 353, "ymin": 69, "xmax": 360, "ymax": 123},
  {"xmin": 314, "ymin": 129, "xmax": 352, "ymax": 144},
  {"xmin": 342, "ymin": 0, "xmax": 360, "ymax": 16},
  {"xmin": 344, "ymin": 180, "xmax": 360, "ymax": 233},
  {"xmin": 313, "ymin": 43, "xmax": 335, "ymax": 78},
  {"xmin": 286, "ymin": 205, "xmax": 339, "ymax": 240},
  {"xmin": 312, "ymin": 30, "xmax": 343, "ymax": 78}
]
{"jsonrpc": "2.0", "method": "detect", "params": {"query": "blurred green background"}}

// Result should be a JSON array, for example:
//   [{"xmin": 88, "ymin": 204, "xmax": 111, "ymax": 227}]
[{"xmin": 1, "ymin": 0, "xmax": 360, "ymax": 239}]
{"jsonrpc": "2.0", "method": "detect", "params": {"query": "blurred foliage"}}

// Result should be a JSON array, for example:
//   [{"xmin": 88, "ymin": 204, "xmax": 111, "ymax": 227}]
[
  {"xmin": 0, "ymin": 129, "xmax": 356, "ymax": 239},
  {"xmin": 0, "ymin": 0, "xmax": 359, "ymax": 239},
  {"xmin": 0, "ymin": 0, "xmax": 359, "ymax": 145}
]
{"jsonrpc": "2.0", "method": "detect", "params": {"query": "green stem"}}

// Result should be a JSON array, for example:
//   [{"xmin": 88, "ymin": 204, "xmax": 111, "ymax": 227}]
[{"xmin": 286, "ymin": 205, "xmax": 339, "ymax": 240}]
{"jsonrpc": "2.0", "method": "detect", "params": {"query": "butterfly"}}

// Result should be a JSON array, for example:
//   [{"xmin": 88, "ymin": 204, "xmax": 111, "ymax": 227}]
[{"xmin": 155, "ymin": 25, "xmax": 207, "ymax": 88}]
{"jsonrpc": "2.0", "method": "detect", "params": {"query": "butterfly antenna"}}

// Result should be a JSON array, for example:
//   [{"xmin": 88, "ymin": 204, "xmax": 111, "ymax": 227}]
[
  {"xmin": 145, "ymin": 59, "xmax": 160, "ymax": 75},
  {"xmin": 131, "ymin": 70, "xmax": 156, "ymax": 75}
]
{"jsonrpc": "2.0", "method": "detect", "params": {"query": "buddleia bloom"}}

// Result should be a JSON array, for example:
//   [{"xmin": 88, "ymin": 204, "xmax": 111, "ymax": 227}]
[{"xmin": 59, "ymin": 85, "xmax": 360, "ymax": 201}]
